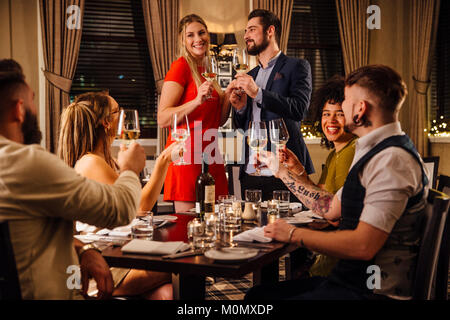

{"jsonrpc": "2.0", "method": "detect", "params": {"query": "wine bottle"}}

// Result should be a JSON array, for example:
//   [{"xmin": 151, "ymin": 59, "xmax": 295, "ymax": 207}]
[{"xmin": 195, "ymin": 154, "xmax": 215, "ymax": 221}]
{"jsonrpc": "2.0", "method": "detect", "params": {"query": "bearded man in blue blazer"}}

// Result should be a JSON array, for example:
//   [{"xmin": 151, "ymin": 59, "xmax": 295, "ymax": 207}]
[{"xmin": 229, "ymin": 9, "xmax": 314, "ymax": 202}]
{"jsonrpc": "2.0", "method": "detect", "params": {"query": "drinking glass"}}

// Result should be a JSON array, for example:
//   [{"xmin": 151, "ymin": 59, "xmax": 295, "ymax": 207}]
[
  {"xmin": 117, "ymin": 109, "xmax": 140, "ymax": 145},
  {"xmin": 273, "ymin": 190, "xmax": 290, "ymax": 217},
  {"xmin": 201, "ymin": 55, "xmax": 218, "ymax": 100},
  {"xmin": 218, "ymin": 195, "xmax": 235, "ymax": 232},
  {"xmin": 243, "ymin": 189, "xmax": 262, "ymax": 222},
  {"xmin": 131, "ymin": 211, "xmax": 153, "ymax": 240},
  {"xmin": 267, "ymin": 200, "xmax": 280, "ymax": 224},
  {"xmin": 269, "ymin": 119, "xmax": 290, "ymax": 152},
  {"xmin": 223, "ymin": 201, "xmax": 242, "ymax": 247},
  {"xmin": 247, "ymin": 121, "xmax": 268, "ymax": 176},
  {"xmin": 232, "ymin": 47, "xmax": 249, "ymax": 93},
  {"xmin": 171, "ymin": 113, "xmax": 190, "ymax": 165}
]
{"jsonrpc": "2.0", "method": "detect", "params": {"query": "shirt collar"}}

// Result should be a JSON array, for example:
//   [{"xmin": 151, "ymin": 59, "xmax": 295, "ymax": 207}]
[
  {"xmin": 355, "ymin": 121, "xmax": 403, "ymax": 153},
  {"xmin": 258, "ymin": 51, "xmax": 282, "ymax": 69}
]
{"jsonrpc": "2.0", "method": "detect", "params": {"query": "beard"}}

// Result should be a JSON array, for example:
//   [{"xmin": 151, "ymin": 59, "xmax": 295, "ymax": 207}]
[
  {"xmin": 246, "ymin": 35, "xmax": 270, "ymax": 56},
  {"xmin": 22, "ymin": 108, "xmax": 42, "ymax": 145}
]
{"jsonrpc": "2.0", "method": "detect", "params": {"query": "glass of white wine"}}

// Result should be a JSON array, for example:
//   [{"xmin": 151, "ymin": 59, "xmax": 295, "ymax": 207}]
[
  {"xmin": 269, "ymin": 119, "xmax": 290, "ymax": 167},
  {"xmin": 247, "ymin": 120, "xmax": 267, "ymax": 176},
  {"xmin": 117, "ymin": 109, "xmax": 140, "ymax": 145},
  {"xmin": 201, "ymin": 55, "xmax": 218, "ymax": 100},
  {"xmin": 232, "ymin": 47, "xmax": 249, "ymax": 94},
  {"xmin": 171, "ymin": 113, "xmax": 190, "ymax": 166}
]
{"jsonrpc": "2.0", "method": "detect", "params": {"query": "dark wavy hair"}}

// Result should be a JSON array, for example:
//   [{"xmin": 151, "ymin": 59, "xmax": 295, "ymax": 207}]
[{"xmin": 310, "ymin": 75, "xmax": 346, "ymax": 149}]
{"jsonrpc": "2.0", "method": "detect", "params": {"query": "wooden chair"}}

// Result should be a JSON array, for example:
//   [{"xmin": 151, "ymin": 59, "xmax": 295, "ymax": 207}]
[
  {"xmin": 423, "ymin": 156, "xmax": 440, "ymax": 189},
  {"xmin": 225, "ymin": 163, "xmax": 242, "ymax": 200},
  {"xmin": 437, "ymin": 174, "xmax": 450, "ymax": 196},
  {"xmin": 413, "ymin": 190, "xmax": 449, "ymax": 299},
  {"xmin": 0, "ymin": 220, "xmax": 22, "ymax": 300}
]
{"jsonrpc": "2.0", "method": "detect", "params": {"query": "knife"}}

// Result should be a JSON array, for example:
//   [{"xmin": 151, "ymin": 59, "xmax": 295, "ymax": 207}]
[{"xmin": 162, "ymin": 249, "xmax": 204, "ymax": 259}]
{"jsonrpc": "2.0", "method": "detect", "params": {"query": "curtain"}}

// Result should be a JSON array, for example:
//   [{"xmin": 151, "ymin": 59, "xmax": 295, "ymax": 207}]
[
  {"xmin": 408, "ymin": 0, "xmax": 440, "ymax": 156},
  {"xmin": 141, "ymin": 0, "xmax": 179, "ymax": 153},
  {"xmin": 335, "ymin": 0, "xmax": 369, "ymax": 75},
  {"xmin": 39, "ymin": 0, "xmax": 84, "ymax": 153},
  {"xmin": 252, "ymin": 0, "xmax": 294, "ymax": 52}
]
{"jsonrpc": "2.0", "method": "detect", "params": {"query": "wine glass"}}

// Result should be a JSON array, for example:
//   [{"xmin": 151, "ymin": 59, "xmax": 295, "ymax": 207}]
[
  {"xmin": 201, "ymin": 55, "xmax": 218, "ymax": 100},
  {"xmin": 269, "ymin": 119, "xmax": 290, "ymax": 167},
  {"xmin": 171, "ymin": 113, "xmax": 190, "ymax": 166},
  {"xmin": 117, "ymin": 109, "xmax": 140, "ymax": 145},
  {"xmin": 247, "ymin": 121, "xmax": 267, "ymax": 176},
  {"xmin": 232, "ymin": 48, "xmax": 249, "ymax": 94}
]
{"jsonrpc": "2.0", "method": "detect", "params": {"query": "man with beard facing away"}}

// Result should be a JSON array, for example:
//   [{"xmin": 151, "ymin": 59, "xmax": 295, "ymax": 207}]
[
  {"xmin": 228, "ymin": 9, "xmax": 314, "ymax": 202},
  {"xmin": 0, "ymin": 62, "xmax": 146, "ymax": 299}
]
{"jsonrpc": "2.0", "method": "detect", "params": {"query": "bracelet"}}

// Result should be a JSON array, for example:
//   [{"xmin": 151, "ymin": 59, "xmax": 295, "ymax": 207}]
[
  {"xmin": 288, "ymin": 227, "xmax": 297, "ymax": 243},
  {"xmin": 78, "ymin": 243, "xmax": 101, "ymax": 259},
  {"xmin": 297, "ymin": 167, "xmax": 305, "ymax": 177}
]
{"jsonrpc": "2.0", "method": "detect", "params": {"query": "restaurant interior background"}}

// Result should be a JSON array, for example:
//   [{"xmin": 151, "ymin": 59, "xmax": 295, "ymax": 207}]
[{"xmin": 0, "ymin": 0, "xmax": 448, "ymax": 185}]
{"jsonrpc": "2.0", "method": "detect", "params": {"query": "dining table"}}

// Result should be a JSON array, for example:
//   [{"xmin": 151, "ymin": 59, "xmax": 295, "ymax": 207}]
[{"xmin": 101, "ymin": 213, "xmax": 303, "ymax": 300}]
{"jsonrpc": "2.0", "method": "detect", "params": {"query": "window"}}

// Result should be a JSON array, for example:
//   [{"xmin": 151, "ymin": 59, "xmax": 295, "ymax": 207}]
[
  {"xmin": 429, "ymin": 0, "xmax": 450, "ymax": 134},
  {"xmin": 70, "ymin": 0, "xmax": 158, "ymax": 138},
  {"xmin": 286, "ymin": 0, "xmax": 344, "ymax": 124}
]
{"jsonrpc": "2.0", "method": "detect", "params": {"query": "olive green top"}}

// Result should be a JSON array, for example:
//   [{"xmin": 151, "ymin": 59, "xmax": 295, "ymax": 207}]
[{"xmin": 318, "ymin": 136, "xmax": 358, "ymax": 194}]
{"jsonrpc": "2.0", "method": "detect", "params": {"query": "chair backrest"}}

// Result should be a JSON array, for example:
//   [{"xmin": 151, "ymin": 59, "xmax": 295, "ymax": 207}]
[
  {"xmin": 225, "ymin": 164, "xmax": 242, "ymax": 200},
  {"xmin": 0, "ymin": 220, "xmax": 22, "ymax": 300},
  {"xmin": 437, "ymin": 174, "xmax": 450, "ymax": 196},
  {"xmin": 413, "ymin": 191, "xmax": 449, "ymax": 299},
  {"xmin": 423, "ymin": 156, "xmax": 440, "ymax": 189}
]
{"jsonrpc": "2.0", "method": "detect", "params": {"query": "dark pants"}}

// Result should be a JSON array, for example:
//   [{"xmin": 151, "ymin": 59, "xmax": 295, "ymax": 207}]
[
  {"xmin": 245, "ymin": 277, "xmax": 365, "ymax": 300},
  {"xmin": 240, "ymin": 172, "xmax": 302, "ymax": 204}
]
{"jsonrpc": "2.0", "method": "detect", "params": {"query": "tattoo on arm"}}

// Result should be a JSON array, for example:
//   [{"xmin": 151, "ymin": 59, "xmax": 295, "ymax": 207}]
[{"xmin": 281, "ymin": 171, "xmax": 333, "ymax": 216}]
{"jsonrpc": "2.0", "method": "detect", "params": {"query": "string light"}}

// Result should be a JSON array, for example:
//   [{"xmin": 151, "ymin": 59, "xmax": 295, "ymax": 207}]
[
  {"xmin": 301, "ymin": 117, "xmax": 450, "ymax": 139},
  {"xmin": 428, "ymin": 117, "xmax": 450, "ymax": 137}
]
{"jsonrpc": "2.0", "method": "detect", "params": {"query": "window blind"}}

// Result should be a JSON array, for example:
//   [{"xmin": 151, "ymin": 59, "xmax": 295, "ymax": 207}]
[
  {"xmin": 70, "ymin": 0, "xmax": 157, "ymax": 138},
  {"xmin": 286, "ymin": 0, "xmax": 344, "ymax": 121}
]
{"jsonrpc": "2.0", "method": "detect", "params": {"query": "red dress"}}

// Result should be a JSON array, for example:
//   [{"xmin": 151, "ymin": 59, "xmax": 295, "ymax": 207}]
[{"xmin": 163, "ymin": 57, "xmax": 228, "ymax": 202}]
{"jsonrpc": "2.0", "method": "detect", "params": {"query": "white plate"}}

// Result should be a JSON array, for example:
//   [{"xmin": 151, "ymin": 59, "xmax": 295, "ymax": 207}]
[
  {"xmin": 153, "ymin": 215, "xmax": 178, "ymax": 223},
  {"xmin": 260, "ymin": 202, "xmax": 302, "ymax": 210},
  {"xmin": 204, "ymin": 247, "xmax": 259, "ymax": 262},
  {"xmin": 283, "ymin": 216, "xmax": 314, "ymax": 225}
]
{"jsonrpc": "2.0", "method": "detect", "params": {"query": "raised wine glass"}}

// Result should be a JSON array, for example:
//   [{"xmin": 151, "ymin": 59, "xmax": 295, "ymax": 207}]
[
  {"xmin": 269, "ymin": 119, "xmax": 290, "ymax": 167},
  {"xmin": 247, "ymin": 120, "xmax": 267, "ymax": 176},
  {"xmin": 201, "ymin": 55, "xmax": 218, "ymax": 100},
  {"xmin": 117, "ymin": 109, "xmax": 140, "ymax": 145},
  {"xmin": 171, "ymin": 113, "xmax": 190, "ymax": 166},
  {"xmin": 232, "ymin": 47, "xmax": 249, "ymax": 94}
]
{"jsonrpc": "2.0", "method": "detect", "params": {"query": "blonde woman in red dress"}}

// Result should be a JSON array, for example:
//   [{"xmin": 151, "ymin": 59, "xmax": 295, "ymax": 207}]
[{"xmin": 158, "ymin": 14, "xmax": 230, "ymax": 212}]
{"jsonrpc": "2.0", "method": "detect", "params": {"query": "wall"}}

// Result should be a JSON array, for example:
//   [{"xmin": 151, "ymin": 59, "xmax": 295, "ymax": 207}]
[
  {"xmin": 368, "ymin": 0, "xmax": 449, "ymax": 177},
  {"xmin": 0, "ymin": 0, "xmax": 45, "ymax": 148}
]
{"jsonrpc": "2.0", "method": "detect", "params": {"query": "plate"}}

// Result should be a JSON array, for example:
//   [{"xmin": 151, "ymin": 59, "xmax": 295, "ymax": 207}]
[
  {"xmin": 283, "ymin": 217, "xmax": 314, "ymax": 225},
  {"xmin": 204, "ymin": 247, "xmax": 259, "ymax": 262},
  {"xmin": 153, "ymin": 215, "xmax": 178, "ymax": 223}
]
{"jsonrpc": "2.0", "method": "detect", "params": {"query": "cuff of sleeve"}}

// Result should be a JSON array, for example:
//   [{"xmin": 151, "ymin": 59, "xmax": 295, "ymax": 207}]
[{"xmin": 254, "ymin": 87, "xmax": 263, "ymax": 104}]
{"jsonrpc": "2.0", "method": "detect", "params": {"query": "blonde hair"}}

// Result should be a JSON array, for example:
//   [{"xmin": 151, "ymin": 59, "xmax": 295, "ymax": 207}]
[
  {"xmin": 57, "ymin": 91, "xmax": 118, "ymax": 170},
  {"xmin": 178, "ymin": 14, "xmax": 223, "ymax": 98}
]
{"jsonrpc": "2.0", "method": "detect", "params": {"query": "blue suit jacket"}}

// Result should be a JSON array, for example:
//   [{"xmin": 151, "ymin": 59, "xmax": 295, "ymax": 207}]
[{"xmin": 233, "ymin": 52, "xmax": 314, "ymax": 178}]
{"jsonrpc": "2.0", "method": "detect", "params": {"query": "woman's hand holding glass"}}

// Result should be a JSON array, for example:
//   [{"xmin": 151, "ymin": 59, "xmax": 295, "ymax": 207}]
[
  {"xmin": 195, "ymin": 80, "xmax": 214, "ymax": 105},
  {"xmin": 159, "ymin": 141, "xmax": 183, "ymax": 164}
]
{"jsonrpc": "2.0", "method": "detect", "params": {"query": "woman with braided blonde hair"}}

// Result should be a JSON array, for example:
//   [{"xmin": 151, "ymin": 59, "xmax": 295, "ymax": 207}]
[{"xmin": 58, "ymin": 91, "xmax": 181, "ymax": 299}]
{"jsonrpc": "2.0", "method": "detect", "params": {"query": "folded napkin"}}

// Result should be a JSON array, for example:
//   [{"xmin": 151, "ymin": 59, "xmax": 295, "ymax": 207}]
[
  {"xmin": 121, "ymin": 239, "xmax": 190, "ymax": 255},
  {"xmin": 232, "ymin": 227, "xmax": 272, "ymax": 243}
]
